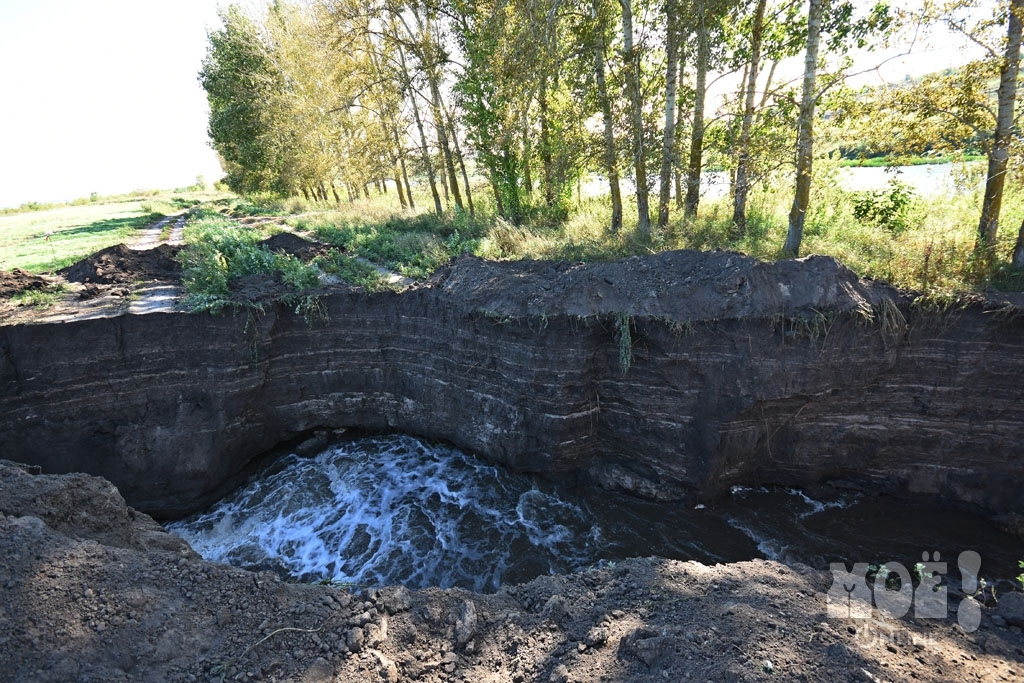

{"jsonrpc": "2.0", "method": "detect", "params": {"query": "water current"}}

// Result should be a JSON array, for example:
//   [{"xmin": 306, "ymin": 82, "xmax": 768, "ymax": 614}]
[{"xmin": 168, "ymin": 434, "xmax": 1023, "ymax": 592}]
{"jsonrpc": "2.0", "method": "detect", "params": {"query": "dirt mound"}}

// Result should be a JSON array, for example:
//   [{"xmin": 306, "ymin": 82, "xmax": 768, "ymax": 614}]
[
  {"xmin": 61, "ymin": 243, "xmax": 182, "ymax": 285},
  {"xmin": 2, "ymin": 462, "xmax": 1022, "ymax": 683},
  {"xmin": 438, "ymin": 250, "xmax": 906, "ymax": 322},
  {"xmin": 0, "ymin": 269, "xmax": 49, "ymax": 298},
  {"xmin": 259, "ymin": 232, "xmax": 333, "ymax": 260}
]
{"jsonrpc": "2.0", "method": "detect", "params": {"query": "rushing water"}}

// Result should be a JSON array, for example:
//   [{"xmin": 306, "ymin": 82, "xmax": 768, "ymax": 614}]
[{"xmin": 168, "ymin": 434, "xmax": 1023, "ymax": 592}]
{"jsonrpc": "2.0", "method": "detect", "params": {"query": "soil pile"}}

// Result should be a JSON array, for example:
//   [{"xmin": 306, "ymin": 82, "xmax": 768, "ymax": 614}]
[
  {"xmin": 438, "ymin": 251, "xmax": 905, "ymax": 322},
  {"xmin": 260, "ymin": 232, "xmax": 333, "ymax": 261},
  {"xmin": 61, "ymin": 244, "xmax": 182, "ymax": 286},
  {"xmin": 0, "ymin": 269, "xmax": 49, "ymax": 298},
  {"xmin": 1, "ymin": 462, "xmax": 1021, "ymax": 683}
]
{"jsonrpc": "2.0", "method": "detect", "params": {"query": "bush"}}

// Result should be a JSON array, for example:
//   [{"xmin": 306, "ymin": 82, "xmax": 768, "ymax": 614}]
[
  {"xmin": 177, "ymin": 216, "xmax": 321, "ymax": 310},
  {"xmin": 852, "ymin": 178, "xmax": 917, "ymax": 233}
]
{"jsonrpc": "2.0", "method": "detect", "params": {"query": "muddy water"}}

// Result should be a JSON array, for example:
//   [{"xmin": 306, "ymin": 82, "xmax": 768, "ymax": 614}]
[{"xmin": 168, "ymin": 435, "xmax": 1022, "ymax": 592}]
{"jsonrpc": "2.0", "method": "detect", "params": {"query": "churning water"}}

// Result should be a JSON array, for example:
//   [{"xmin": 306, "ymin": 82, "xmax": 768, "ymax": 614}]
[
  {"xmin": 168, "ymin": 434, "xmax": 1023, "ymax": 591},
  {"xmin": 168, "ymin": 435, "xmax": 602, "ymax": 592}
]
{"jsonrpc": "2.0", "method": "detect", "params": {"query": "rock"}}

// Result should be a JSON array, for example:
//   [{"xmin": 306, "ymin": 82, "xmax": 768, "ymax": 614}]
[
  {"xmin": 365, "ymin": 619, "xmax": 387, "ymax": 648},
  {"xmin": 380, "ymin": 585, "xmax": 412, "ymax": 615},
  {"xmin": 345, "ymin": 627, "xmax": 364, "ymax": 653},
  {"xmin": 997, "ymin": 591, "xmax": 1024, "ymax": 627},
  {"xmin": 302, "ymin": 658, "xmax": 333, "ymax": 682},
  {"xmin": 541, "ymin": 595, "xmax": 570, "ymax": 625},
  {"xmin": 455, "ymin": 600, "xmax": 477, "ymax": 650},
  {"xmin": 617, "ymin": 628, "xmax": 674, "ymax": 669},
  {"xmin": 550, "ymin": 663, "xmax": 570, "ymax": 683},
  {"xmin": 585, "ymin": 627, "xmax": 609, "ymax": 648}
]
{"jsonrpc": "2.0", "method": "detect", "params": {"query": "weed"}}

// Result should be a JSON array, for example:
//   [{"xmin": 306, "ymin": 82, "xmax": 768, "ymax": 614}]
[
  {"xmin": 314, "ymin": 251, "xmax": 388, "ymax": 291},
  {"xmin": 9, "ymin": 284, "xmax": 66, "ymax": 308},
  {"xmin": 177, "ymin": 214, "xmax": 321, "ymax": 312}
]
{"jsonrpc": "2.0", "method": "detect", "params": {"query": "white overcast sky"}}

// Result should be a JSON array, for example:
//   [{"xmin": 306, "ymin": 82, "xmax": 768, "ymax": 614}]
[
  {"xmin": 0, "ymin": 0, "xmax": 225, "ymax": 208},
  {"xmin": 0, "ymin": 0, "xmax": 987, "ymax": 209}
]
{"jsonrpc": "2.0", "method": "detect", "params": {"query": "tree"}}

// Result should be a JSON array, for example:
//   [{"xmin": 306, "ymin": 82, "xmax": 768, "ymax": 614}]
[
  {"xmin": 591, "ymin": 0, "xmax": 624, "ymax": 231},
  {"xmin": 657, "ymin": 0, "xmax": 681, "ymax": 228},
  {"xmin": 620, "ymin": 0, "xmax": 651, "ymax": 237},
  {"xmin": 781, "ymin": 0, "xmax": 893, "ymax": 257},
  {"xmin": 732, "ymin": 0, "xmax": 768, "ymax": 233},
  {"xmin": 782, "ymin": 0, "xmax": 823, "ymax": 258}
]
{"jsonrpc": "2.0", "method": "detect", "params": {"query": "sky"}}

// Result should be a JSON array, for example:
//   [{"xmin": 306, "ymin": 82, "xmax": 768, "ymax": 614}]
[
  {"xmin": 0, "ymin": 0, "xmax": 984, "ymax": 210},
  {"xmin": 0, "ymin": 0, "xmax": 226, "ymax": 208}
]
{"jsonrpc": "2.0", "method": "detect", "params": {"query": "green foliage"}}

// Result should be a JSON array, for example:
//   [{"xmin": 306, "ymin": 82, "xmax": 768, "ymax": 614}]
[
  {"xmin": 851, "ymin": 177, "xmax": 917, "ymax": 232},
  {"xmin": 9, "ymin": 284, "xmax": 67, "ymax": 308},
  {"xmin": 177, "ymin": 215, "xmax": 321, "ymax": 312},
  {"xmin": 314, "ymin": 250, "xmax": 388, "ymax": 291}
]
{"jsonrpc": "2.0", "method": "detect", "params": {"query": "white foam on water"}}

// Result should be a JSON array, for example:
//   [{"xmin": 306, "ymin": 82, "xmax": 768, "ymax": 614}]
[
  {"xmin": 724, "ymin": 517, "xmax": 788, "ymax": 561},
  {"xmin": 785, "ymin": 488, "xmax": 858, "ymax": 519},
  {"xmin": 167, "ymin": 435, "xmax": 600, "ymax": 592}
]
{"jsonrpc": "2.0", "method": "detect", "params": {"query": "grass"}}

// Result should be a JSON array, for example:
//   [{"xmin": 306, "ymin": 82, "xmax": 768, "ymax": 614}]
[
  {"xmin": 9, "ymin": 284, "xmax": 67, "ymax": 308},
  {"xmin": 838, "ymin": 153, "xmax": 987, "ymax": 168},
  {"xmin": 6, "ymin": 163, "xmax": 1021, "ymax": 308},
  {"xmin": 0, "ymin": 190, "xmax": 228, "ymax": 273},
  {"xmin": 231, "ymin": 158, "xmax": 1023, "ymax": 299}
]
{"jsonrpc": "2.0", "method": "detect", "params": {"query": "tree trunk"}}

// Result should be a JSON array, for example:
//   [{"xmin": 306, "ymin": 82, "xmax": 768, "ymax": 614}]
[
  {"xmin": 395, "ymin": 171, "xmax": 408, "ymax": 209},
  {"xmin": 658, "ymin": 0, "xmax": 680, "ymax": 229},
  {"xmin": 407, "ymin": 87, "xmax": 443, "ymax": 215},
  {"xmin": 620, "ymin": 0, "xmax": 650, "ymax": 238},
  {"xmin": 733, "ymin": 0, "xmax": 767, "ymax": 234},
  {"xmin": 594, "ymin": 3, "xmax": 623, "ymax": 233},
  {"xmin": 684, "ymin": 0, "xmax": 709, "ymax": 219},
  {"xmin": 983, "ymin": 0, "xmax": 1023, "ymax": 263},
  {"xmin": 782, "ymin": 0, "xmax": 822, "ymax": 258},
  {"xmin": 540, "ymin": 76, "xmax": 555, "ymax": 207},
  {"xmin": 396, "ymin": 43, "xmax": 442, "ymax": 216},
  {"xmin": 393, "ymin": 127, "xmax": 415, "ymax": 210},
  {"xmin": 436, "ymin": 120, "xmax": 450, "ymax": 203},
  {"xmin": 443, "ymin": 103, "xmax": 475, "ymax": 216}
]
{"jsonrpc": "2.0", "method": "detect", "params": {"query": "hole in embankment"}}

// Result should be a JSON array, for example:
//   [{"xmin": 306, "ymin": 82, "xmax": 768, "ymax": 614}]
[{"xmin": 167, "ymin": 434, "xmax": 1024, "ymax": 593}]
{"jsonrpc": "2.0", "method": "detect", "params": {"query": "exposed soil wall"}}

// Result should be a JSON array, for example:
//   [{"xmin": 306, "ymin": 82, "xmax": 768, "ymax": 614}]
[{"xmin": 1, "ymin": 250, "xmax": 1022, "ymax": 518}]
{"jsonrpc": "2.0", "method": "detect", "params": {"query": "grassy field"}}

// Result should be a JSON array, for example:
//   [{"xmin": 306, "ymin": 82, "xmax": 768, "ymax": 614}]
[
  {"xmin": 0, "ymin": 191, "xmax": 228, "ymax": 273},
  {"xmin": 5, "ymin": 164, "xmax": 1022, "ymax": 306}
]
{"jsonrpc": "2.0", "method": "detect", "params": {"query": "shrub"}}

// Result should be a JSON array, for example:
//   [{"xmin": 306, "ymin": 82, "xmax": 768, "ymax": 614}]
[{"xmin": 852, "ymin": 178, "xmax": 917, "ymax": 233}]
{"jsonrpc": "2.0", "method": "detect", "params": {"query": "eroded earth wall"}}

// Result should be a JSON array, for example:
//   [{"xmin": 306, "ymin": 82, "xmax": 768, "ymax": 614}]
[{"xmin": 1, "ymin": 251, "xmax": 1021, "ymax": 518}]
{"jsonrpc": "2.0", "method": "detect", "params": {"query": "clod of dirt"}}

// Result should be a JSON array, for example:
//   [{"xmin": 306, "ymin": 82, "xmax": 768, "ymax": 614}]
[
  {"xmin": 61, "ymin": 243, "xmax": 182, "ymax": 285},
  {"xmin": 259, "ymin": 232, "xmax": 333, "ymax": 261},
  {"xmin": 0, "ymin": 269, "xmax": 49, "ymax": 298}
]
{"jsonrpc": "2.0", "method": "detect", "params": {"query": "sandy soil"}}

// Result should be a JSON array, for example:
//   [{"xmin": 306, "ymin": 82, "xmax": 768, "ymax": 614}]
[{"xmin": 1, "ymin": 461, "xmax": 1021, "ymax": 683}]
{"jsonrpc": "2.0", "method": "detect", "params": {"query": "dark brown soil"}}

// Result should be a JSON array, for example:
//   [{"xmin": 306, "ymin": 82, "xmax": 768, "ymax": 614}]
[
  {"xmin": 1, "ymin": 462, "xmax": 1022, "ymax": 683},
  {"xmin": 0, "ymin": 269, "xmax": 50, "ymax": 298},
  {"xmin": 259, "ymin": 232, "xmax": 334, "ymax": 261},
  {"xmin": 61, "ymin": 244, "xmax": 182, "ymax": 285}
]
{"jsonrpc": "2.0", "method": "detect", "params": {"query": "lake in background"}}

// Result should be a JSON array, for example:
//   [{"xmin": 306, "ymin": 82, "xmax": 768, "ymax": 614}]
[{"xmin": 582, "ymin": 163, "xmax": 976, "ymax": 203}]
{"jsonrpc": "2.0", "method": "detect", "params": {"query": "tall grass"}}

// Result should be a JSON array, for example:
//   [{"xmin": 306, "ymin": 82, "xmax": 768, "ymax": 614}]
[{"xmin": 230, "ymin": 162, "xmax": 1024, "ymax": 297}]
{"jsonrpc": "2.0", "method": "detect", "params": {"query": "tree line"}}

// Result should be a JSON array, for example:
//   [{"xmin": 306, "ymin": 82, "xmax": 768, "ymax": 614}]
[{"xmin": 201, "ymin": 0, "xmax": 1024, "ymax": 266}]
